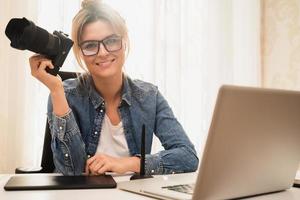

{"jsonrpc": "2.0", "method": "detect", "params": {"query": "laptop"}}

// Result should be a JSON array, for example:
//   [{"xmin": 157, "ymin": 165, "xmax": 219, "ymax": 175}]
[
  {"xmin": 118, "ymin": 85, "xmax": 300, "ymax": 200},
  {"xmin": 4, "ymin": 174, "xmax": 116, "ymax": 191}
]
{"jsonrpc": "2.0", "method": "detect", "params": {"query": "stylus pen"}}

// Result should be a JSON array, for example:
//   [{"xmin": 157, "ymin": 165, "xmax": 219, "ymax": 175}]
[
  {"xmin": 140, "ymin": 124, "xmax": 146, "ymax": 176},
  {"xmin": 130, "ymin": 124, "xmax": 152, "ymax": 180}
]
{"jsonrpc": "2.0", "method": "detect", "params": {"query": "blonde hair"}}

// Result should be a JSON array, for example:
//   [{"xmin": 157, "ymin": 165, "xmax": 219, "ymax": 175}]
[{"xmin": 72, "ymin": 0, "xmax": 129, "ymax": 72}]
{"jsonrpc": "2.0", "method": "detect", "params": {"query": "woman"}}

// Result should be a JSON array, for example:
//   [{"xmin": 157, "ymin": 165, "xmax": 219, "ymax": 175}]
[{"xmin": 29, "ymin": 0, "xmax": 198, "ymax": 176}]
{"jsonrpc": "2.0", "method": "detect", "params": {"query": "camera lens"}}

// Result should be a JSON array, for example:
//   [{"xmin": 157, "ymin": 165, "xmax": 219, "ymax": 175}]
[
  {"xmin": 5, "ymin": 17, "xmax": 73, "ymax": 75},
  {"xmin": 5, "ymin": 17, "xmax": 59, "ymax": 56}
]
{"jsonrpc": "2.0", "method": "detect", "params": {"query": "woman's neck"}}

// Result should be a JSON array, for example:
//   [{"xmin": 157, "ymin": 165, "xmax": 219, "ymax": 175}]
[{"xmin": 92, "ymin": 72, "xmax": 123, "ymax": 103}]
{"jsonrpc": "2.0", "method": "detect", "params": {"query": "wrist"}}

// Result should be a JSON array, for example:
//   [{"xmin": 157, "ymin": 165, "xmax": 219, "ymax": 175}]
[
  {"xmin": 50, "ymin": 85, "xmax": 64, "ymax": 95},
  {"xmin": 126, "ymin": 156, "xmax": 140, "ymax": 173}
]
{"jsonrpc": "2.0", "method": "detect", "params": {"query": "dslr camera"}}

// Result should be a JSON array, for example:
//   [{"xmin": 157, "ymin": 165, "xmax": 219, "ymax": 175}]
[{"xmin": 5, "ymin": 17, "xmax": 73, "ymax": 76}]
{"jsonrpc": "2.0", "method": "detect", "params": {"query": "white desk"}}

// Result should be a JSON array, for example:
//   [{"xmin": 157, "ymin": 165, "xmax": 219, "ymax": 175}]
[{"xmin": 0, "ymin": 173, "xmax": 299, "ymax": 200}]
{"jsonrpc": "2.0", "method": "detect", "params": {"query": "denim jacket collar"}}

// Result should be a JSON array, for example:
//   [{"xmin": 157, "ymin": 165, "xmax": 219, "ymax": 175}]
[
  {"xmin": 121, "ymin": 74, "xmax": 132, "ymax": 106},
  {"xmin": 87, "ymin": 74, "xmax": 132, "ymax": 110},
  {"xmin": 87, "ymin": 76, "xmax": 104, "ymax": 109}
]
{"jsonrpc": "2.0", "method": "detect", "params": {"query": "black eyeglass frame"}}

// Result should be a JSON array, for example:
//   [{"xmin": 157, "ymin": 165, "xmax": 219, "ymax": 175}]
[{"xmin": 79, "ymin": 34, "xmax": 123, "ymax": 56}]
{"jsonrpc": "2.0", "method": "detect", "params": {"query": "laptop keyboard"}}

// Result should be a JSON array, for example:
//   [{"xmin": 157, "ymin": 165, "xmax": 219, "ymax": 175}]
[{"xmin": 162, "ymin": 183, "xmax": 195, "ymax": 195}]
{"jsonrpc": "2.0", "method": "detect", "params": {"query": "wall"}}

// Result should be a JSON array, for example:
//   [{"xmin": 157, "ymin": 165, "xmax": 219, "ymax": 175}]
[
  {"xmin": 261, "ymin": 0, "xmax": 300, "ymax": 170},
  {"xmin": 262, "ymin": 0, "xmax": 300, "ymax": 89}
]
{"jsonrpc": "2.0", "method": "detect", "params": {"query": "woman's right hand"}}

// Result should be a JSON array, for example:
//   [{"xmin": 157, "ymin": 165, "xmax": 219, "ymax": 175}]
[
  {"xmin": 29, "ymin": 54, "xmax": 63, "ymax": 93},
  {"xmin": 30, "ymin": 54, "xmax": 70, "ymax": 117}
]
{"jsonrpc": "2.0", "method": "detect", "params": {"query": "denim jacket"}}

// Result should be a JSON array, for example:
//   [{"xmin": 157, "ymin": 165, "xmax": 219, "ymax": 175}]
[{"xmin": 47, "ymin": 74, "xmax": 199, "ymax": 175}]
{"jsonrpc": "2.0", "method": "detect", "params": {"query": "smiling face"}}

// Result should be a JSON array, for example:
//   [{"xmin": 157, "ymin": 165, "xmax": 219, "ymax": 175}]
[{"xmin": 80, "ymin": 20, "xmax": 125, "ymax": 79}]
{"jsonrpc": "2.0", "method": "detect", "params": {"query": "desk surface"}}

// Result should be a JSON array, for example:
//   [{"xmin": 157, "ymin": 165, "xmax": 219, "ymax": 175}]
[{"xmin": 0, "ymin": 173, "xmax": 300, "ymax": 200}]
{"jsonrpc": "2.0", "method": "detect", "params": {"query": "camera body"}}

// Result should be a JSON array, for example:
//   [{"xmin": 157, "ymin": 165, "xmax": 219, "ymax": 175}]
[
  {"xmin": 46, "ymin": 31, "xmax": 73, "ymax": 75},
  {"xmin": 5, "ymin": 17, "xmax": 73, "ymax": 76}
]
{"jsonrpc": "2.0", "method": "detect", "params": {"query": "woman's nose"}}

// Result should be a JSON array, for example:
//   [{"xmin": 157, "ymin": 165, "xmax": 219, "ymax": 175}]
[{"xmin": 97, "ymin": 43, "xmax": 109, "ymax": 56}]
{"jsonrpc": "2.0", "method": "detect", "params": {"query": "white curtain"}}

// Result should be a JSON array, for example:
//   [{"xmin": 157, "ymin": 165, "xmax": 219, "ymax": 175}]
[
  {"xmin": 0, "ymin": 0, "xmax": 261, "ymax": 172},
  {"xmin": 106, "ymin": 0, "xmax": 261, "ymax": 158},
  {"xmin": 1, "ymin": 0, "xmax": 40, "ymax": 173}
]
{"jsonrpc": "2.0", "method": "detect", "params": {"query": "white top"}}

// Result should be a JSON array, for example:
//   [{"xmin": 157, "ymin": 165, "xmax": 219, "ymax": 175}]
[{"xmin": 96, "ymin": 114, "xmax": 130, "ymax": 157}]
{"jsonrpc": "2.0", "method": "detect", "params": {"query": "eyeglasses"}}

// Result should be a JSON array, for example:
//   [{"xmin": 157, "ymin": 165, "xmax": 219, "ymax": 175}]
[{"xmin": 79, "ymin": 35, "xmax": 122, "ymax": 56}]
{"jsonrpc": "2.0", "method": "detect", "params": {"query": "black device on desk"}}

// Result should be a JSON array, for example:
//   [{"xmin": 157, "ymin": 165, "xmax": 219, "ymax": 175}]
[
  {"xmin": 294, "ymin": 179, "xmax": 300, "ymax": 188},
  {"xmin": 130, "ymin": 124, "xmax": 153, "ymax": 180},
  {"xmin": 4, "ymin": 175, "xmax": 116, "ymax": 191}
]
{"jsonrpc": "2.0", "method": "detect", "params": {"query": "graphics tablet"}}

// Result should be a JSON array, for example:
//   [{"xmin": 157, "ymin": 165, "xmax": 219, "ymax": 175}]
[{"xmin": 4, "ymin": 174, "xmax": 116, "ymax": 191}]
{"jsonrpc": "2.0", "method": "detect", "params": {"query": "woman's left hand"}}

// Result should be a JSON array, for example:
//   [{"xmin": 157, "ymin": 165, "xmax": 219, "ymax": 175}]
[{"xmin": 85, "ymin": 154, "xmax": 140, "ymax": 175}]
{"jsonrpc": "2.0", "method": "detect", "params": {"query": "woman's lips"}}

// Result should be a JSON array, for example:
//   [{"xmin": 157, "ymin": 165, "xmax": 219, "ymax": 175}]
[{"xmin": 96, "ymin": 59, "xmax": 115, "ymax": 68}]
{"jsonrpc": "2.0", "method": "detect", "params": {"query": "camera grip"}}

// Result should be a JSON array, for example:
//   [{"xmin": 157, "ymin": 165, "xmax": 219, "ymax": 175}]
[{"xmin": 46, "ymin": 65, "xmax": 60, "ymax": 76}]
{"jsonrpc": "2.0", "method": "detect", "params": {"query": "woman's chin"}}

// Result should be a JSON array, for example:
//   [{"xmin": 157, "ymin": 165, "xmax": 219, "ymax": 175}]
[{"xmin": 92, "ymin": 68, "xmax": 118, "ymax": 79}]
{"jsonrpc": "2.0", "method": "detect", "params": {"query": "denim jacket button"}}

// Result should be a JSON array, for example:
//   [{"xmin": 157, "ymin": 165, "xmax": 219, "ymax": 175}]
[
  {"xmin": 65, "ymin": 153, "xmax": 69, "ymax": 157},
  {"xmin": 100, "ymin": 109, "xmax": 103, "ymax": 113},
  {"xmin": 94, "ymin": 131, "xmax": 98, "ymax": 135}
]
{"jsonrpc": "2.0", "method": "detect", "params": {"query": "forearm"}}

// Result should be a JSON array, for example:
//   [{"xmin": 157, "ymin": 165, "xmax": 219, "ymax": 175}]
[
  {"xmin": 52, "ymin": 131, "xmax": 87, "ymax": 175},
  {"xmin": 145, "ymin": 147, "xmax": 199, "ymax": 175},
  {"xmin": 48, "ymin": 111, "xmax": 87, "ymax": 175},
  {"xmin": 50, "ymin": 87, "xmax": 70, "ymax": 116}
]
